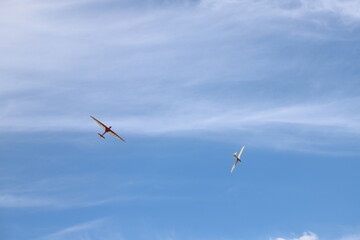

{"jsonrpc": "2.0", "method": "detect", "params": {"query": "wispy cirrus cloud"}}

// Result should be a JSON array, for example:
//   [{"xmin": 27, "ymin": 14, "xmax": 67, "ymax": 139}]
[
  {"xmin": 1, "ymin": 0, "xmax": 359, "ymax": 151},
  {"xmin": 202, "ymin": 0, "xmax": 360, "ymax": 21}
]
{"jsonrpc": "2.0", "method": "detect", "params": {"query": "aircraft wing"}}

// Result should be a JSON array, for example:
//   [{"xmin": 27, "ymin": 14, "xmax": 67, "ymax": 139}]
[
  {"xmin": 230, "ymin": 160, "xmax": 238, "ymax": 173},
  {"xmin": 109, "ymin": 130, "xmax": 126, "ymax": 142},
  {"xmin": 90, "ymin": 116, "xmax": 107, "ymax": 130},
  {"xmin": 238, "ymin": 146, "xmax": 245, "ymax": 159}
]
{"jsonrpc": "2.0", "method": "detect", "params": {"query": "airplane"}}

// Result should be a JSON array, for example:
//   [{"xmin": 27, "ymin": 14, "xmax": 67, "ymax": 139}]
[
  {"xmin": 90, "ymin": 116, "xmax": 126, "ymax": 142},
  {"xmin": 230, "ymin": 146, "xmax": 245, "ymax": 173}
]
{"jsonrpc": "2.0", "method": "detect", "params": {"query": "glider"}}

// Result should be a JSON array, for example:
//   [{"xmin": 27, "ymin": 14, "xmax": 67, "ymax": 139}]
[
  {"xmin": 90, "ymin": 116, "xmax": 126, "ymax": 142},
  {"xmin": 230, "ymin": 146, "xmax": 245, "ymax": 173}
]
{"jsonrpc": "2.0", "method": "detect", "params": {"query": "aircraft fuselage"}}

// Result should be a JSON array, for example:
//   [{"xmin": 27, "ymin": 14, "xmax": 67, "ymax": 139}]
[
  {"xmin": 99, "ymin": 126, "xmax": 112, "ymax": 138},
  {"xmin": 233, "ymin": 154, "xmax": 241, "ymax": 162}
]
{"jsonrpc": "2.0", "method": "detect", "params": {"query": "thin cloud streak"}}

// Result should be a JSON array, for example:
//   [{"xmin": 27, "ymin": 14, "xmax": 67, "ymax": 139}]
[
  {"xmin": 0, "ymin": 194, "xmax": 57, "ymax": 208},
  {"xmin": 37, "ymin": 218, "xmax": 127, "ymax": 240},
  {"xmin": 0, "ymin": 193, "xmax": 138, "ymax": 209},
  {"xmin": 2, "ymin": 98, "xmax": 360, "ymax": 134},
  {"xmin": 0, "ymin": 175, "xmax": 142, "ymax": 209},
  {"xmin": 44, "ymin": 219, "xmax": 104, "ymax": 238}
]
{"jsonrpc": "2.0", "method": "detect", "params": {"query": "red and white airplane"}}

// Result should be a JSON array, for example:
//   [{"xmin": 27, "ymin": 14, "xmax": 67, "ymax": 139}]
[
  {"xmin": 230, "ymin": 146, "xmax": 245, "ymax": 173},
  {"xmin": 90, "ymin": 116, "xmax": 126, "ymax": 142}
]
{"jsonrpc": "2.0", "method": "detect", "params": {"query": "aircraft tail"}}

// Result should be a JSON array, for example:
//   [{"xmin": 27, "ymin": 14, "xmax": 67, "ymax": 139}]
[{"xmin": 98, "ymin": 133, "xmax": 105, "ymax": 139}]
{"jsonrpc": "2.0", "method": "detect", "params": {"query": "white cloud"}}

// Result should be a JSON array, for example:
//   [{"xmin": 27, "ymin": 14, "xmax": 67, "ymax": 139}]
[
  {"xmin": 273, "ymin": 232, "xmax": 318, "ymax": 240},
  {"xmin": 273, "ymin": 232, "xmax": 360, "ymax": 240}
]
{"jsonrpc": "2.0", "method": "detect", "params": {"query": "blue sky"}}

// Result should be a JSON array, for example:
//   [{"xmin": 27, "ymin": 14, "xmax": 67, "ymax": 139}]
[{"xmin": 1, "ymin": 0, "xmax": 360, "ymax": 239}]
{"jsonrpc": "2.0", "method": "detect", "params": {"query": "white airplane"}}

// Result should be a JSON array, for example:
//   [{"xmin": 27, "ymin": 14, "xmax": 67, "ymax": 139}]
[{"xmin": 230, "ymin": 146, "xmax": 245, "ymax": 173}]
